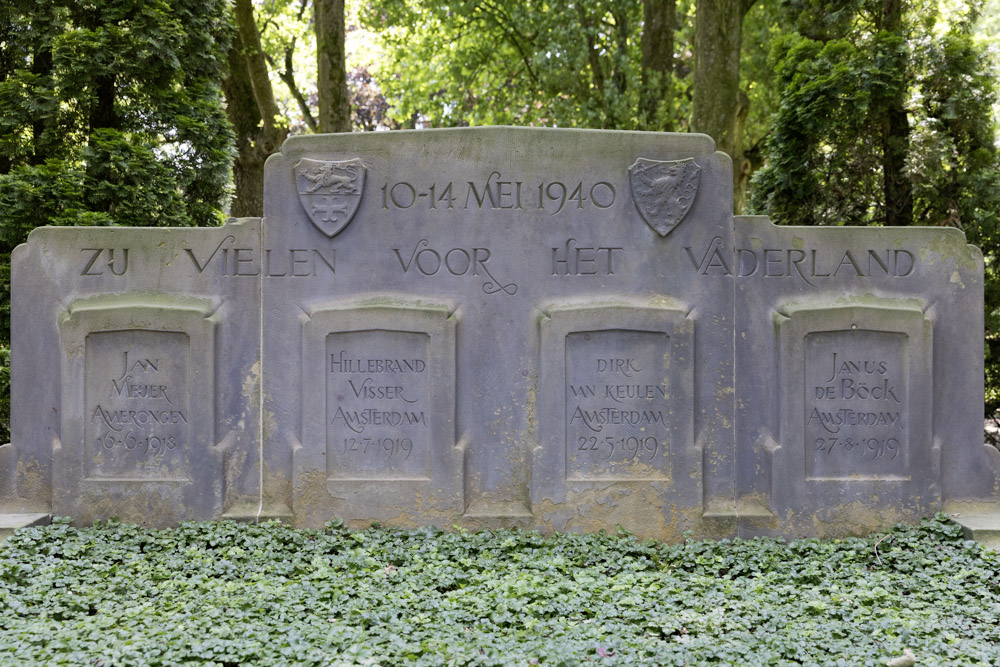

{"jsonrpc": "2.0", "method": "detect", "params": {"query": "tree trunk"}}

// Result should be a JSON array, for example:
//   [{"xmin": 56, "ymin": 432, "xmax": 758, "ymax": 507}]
[
  {"xmin": 233, "ymin": 0, "xmax": 285, "ymax": 150},
  {"xmin": 227, "ymin": 0, "xmax": 288, "ymax": 217},
  {"xmin": 577, "ymin": 4, "xmax": 609, "ymax": 126},
  {"xmin": 640, "ymin": 0, "xmax": 675, "ymax": 131},
  {"xmin": 223, "ymin": 40, "xmax": 265, "ymax": 218},
  {"xmin": 315, "ymin": 0, "xmax": 351, "ymax": 133},
  {"xmin": 879, "ymin": 0, "xmax": 912, "ymax": 227},
  {"xmin": 732, "ymin": 89, "xmax": 751, "ymax": 214},
  {"xmin": 90, "ymin": 74, "xmax": 118, "ymax": 131},
  {"xmin": 29, "ymin": 44, "xmax": 53, "ymax": 167},
  {"xmin": 691, "ymin": 0, "xmax": 755, "ymax": 211}
]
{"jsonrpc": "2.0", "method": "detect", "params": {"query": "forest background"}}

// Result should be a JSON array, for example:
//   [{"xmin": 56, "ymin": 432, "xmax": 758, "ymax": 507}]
[{"xmin": 1, "ymin": 0, "xmax": 999, "ymax": 443}]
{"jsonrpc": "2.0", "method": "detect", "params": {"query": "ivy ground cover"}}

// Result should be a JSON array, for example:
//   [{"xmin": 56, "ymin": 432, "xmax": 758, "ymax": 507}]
[{"xmin": 0, "ymin": 515, "xmax": 998, "ymax": 665}]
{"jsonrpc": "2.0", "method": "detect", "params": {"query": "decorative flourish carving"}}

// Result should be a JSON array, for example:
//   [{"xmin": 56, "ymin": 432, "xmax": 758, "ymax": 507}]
[
  {"xmin": 295, "ymin": 158, "xmax": 366, "ymax": 237},
  {"xmin": 628, "ymin": 157, "xmax": 701, "ymax": 237},
  {"xmin": 480, "ymin": 261, "xmax": 518, "ymax": 295}
]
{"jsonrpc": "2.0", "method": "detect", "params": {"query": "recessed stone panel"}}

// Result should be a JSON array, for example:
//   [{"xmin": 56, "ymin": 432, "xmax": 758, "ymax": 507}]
[
  {"xmin": 533, "ymin": 302, "xmax": 703, "ymax": 537},
  {"xmin": 804, "ymin": 330, "xmax": 909, "ymax": 481},
  {"xmin": 54, "ymin": 294, "xmax": 222, "ymax": 524},
  {"xmin": 296, "ymin": 300, "xmax": 461, "ymax": 525},
  {"xmin": 565, "ymin": 329, "xmax": 671, "ymax": 481},
  {"xmin": 763, "ymin": 301, "xmax": 940, "ymax": 533},
  {"xmin": 325, "ymin": 329, "xmax": 431, "ymax": 480},
  {"xmin": 85, "ymin": 330, "xmax": 191, "ymax": 481}
]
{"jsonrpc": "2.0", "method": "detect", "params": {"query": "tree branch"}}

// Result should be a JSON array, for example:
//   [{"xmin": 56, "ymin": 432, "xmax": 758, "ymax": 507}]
[
  {"xmin": 476, "ymin": 0, "xmax": 540, "ymax": 85},
  {"xmin": 577, "ymin": 3, "xmax": 606, "ymax": 102},
  {"xmin": 265, "ymin": 36, "xmax": 318, "ymax": 131},
  {"xmin": 233, "ymin": 0, "xmax": 285, "ymax": 144}
]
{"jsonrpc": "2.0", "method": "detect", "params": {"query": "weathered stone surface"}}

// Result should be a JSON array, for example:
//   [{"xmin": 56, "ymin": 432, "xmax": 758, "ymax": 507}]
[
  {"xmin": 733, "ymin": 217, "xmax": 997, "ymax": 537},
  {"xmin": 8, "ymin": 221, "xmax": 261, "ymax": 525},
  {"xmin": 952, "ymin": 514, "xmax": 1000, "ymax": 549},
  {"xmin": 261, "ymin": 129, "xmax": 735, "ymax": 536},
  {"xmin": 4, "ymin": 127, "xmax": 997, "ymax": 539}
]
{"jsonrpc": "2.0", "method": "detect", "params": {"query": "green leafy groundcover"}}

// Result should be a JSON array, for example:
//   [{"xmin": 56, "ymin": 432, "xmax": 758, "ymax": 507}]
[{"xmin": 0, "ymin": 516, "xmax": 998, "ymax": 666}]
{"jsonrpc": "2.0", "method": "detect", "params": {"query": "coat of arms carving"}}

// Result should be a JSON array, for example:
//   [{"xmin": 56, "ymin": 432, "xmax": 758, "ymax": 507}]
[
  {"xmin": 295, "ymin": 158, "xmax": 366, "ymax": 237},
  {"xmin": 628, "ymin": 157, "xmax": 701, "ymax": 237}
]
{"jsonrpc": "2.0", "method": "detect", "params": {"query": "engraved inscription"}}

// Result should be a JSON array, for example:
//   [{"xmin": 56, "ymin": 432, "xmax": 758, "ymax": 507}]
[
  {"xmin": 379, "ymin": 173, "xmax": 616, "ymax": 213},
  {"xmin": 81, "ymin": 248, "xmax": 129, "ymax": 276},
  {"xmin": 326, "ymin": 330, "xmax": 430, "ymax": 478},
  {"xmin": 185, "ymin": 236, "xmax": 336, "ymax": 278},
  {"xmin": 86, "ymin": 330, "xmax": 189, "ymax": 479},
  {"xmin": 392, "ymin": 239, "xmax": 517, "ymax": 295},
  {"xmin": 551, "ymin": 239, "xmax": 624, "ymax": 276},
  {"xmin": 684, "ymin": 236, "xmax": 916, "ymax": 284},
  {"xmin": 805, "ymin": 331, "xmax": 908, "ymax": 479},
  {"xmin": 566, "ymin": 330, "xmax": 670, "ymax": 480}
]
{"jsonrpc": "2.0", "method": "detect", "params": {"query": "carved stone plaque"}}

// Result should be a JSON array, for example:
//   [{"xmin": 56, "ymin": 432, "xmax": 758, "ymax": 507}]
[
  {"xmin": 85, "ymin": 330, "xmax": 190, "ymax": 480},
  {"xmin": 5, "ymin": 128, "xmax": 989, "ymax": 540},
  {"xmin": 326, "ymin": 330, "xmax": 431, "ymax": 479},
  {"xmin": 804, "ymin": 330, "xmax": 908, "ymax": 480},
  {"xmin": 565, "ymin": 330, "xmax": 671, "ymax": 481}
]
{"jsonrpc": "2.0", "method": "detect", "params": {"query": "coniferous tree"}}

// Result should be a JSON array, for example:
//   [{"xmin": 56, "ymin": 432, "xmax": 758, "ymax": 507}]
[
  {"xmin": 0, "ymin": 0, "xmax": 235, "ymax": 441},
  {"xmin": 749, "ymin": 0, "xmax": 1000, "ymax": 434}
]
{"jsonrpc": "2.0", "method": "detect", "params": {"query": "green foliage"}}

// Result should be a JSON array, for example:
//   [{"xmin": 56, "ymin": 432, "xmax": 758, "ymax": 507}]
[
  {"xmin": 0, "ymin": 515, "xmax": 998, "ymax": 664},
  {"xmin": 749, "ymin": 4, "xmax": 906, "ymax": 225},
  {"xmin": 0, "ymin": 0, "xmax": 235, "ymax": 434},
  {"xmin": 910, "ymin": 8, "xmax": 1000, "ymax": 428},
  {"xmin": 0, "ymin": 0, "xmax": 235, "ymax": 233},
  {"xmin": 361, "ymin": 0, "xmax": 687, "ymax": 130},
  {"xmin": 0, "ymin": 345, "xmax": 8, "ymax": 443},
  {"xmin": 749, "ymin": 0, "xmax": 1000, "ymax": 434}
]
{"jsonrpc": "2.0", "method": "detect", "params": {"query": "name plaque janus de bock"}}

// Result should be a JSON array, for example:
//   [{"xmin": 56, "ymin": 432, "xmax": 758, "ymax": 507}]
[{"xmin": 4, "ymin": 127, "xmax": 994, "ymax": 539}]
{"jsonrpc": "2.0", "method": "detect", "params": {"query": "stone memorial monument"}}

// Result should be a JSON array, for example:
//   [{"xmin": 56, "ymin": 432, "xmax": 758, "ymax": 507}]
[{"xmin": 2, "ymin": 127, "xmax": 997, "ymax": 540}]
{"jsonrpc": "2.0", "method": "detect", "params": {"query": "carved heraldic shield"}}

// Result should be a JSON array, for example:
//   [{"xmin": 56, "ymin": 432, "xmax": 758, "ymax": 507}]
[
  {"xmin": 295, "ymin": 158, "xmax": 366, "ymax": 237},
  {"xmin": 628, "ymin": 157, "xmax": 701, "ymax": 237}
]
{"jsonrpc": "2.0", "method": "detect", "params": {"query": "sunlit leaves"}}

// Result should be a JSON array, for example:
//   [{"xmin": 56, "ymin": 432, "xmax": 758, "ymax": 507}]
[{"xmin": 359, "ymin": 0, "xmax": 664, "ymax": 130}]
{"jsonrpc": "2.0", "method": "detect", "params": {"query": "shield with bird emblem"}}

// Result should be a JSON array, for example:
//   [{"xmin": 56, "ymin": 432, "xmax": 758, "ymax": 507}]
[
  {"xmin": 628, "ymin": 157, "xmax": 701, "ymax": 237},
  {"xmin": 295, "ymin": 158, "xmax": 367, "ymax": 237}
]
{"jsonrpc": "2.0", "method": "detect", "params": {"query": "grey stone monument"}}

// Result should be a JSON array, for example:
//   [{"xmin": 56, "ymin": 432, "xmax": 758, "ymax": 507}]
[
  {"xmin": 6, "ymin": 220, "xmax": 262, "ymax": 525},
  {"xmin": 2, "ymin": 127, "xmax": 997, "ymax": 541}
]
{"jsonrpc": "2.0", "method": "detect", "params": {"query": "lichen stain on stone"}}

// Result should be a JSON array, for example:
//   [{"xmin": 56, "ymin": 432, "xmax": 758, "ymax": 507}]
[
  {"xmin": 775, "ymin": 499, "xmax": 932, "ymax": 540},
  {"xmin": 292, "ymin": 467, "xmax": 463, "ymax": 530},
  {"xmin": 261, "ymin": 462, "xmax": 291, "ymax": 509},
  {"xmin": 15, "ymin": 458, "xmax": 50, "ymax": 506},
  {"xmin": 292, "ymin": 468, "xmax": 340, "ymax": 527},
  {"xmin": 591, "ymin": 456, "xmax": 666, "ymax": 482},
  {"xmin": 922, "ymin": 234, "xmax": 981, "ymax": 271},
  {"xmin": 534, "ymin": 485, "xmax": 712, "ymax": 542},
  {"xmin": 224, "ymin": 447, "xmax": 248, "ymax": 503},
  {"xmin": 75, "ymin": 488, "xmax": 189, "ymax": 528},
  {"xmin": 242, "ymin": 361, "xmax": 261, "ymax": 401}
]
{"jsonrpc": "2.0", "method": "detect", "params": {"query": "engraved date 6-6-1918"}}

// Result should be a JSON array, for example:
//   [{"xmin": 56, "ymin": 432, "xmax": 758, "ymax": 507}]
[{"xmin": 97, "ymin": 431, "xmax": 177, "ymax": 457}]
